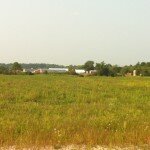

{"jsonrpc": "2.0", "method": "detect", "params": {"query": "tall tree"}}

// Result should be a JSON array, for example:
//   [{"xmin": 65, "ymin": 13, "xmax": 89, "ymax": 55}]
[
  {"xmin": 11, "ymin": 62, "xmax": 22, "ymax": 74},
  {"xmin": 68, "ymin": 65, "xmax": 76, "ymax": 75},
  {"xmin": 84, "ymin": 61, "xmax": 94, "ymax": 73}
]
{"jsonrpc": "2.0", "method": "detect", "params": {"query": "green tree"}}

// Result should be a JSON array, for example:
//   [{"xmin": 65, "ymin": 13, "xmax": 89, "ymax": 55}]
[
  {"xmin": 95, "ymin": 62, "xmax": 104, "ymax": 76},
  {"xmin": 95, "ymin": 62, "xmax": 117, "ymax": 76},
  {"xmin": 96, "ymin": 62, "xmax": 108, "ymax": 76},
  {"xmin": 11, "ymin": 62, "xmax": 22, "ymax": 74},
  {"xmin": 84, "ymin": 61, "xmax": 94, "ymax": 73},
  {"xmin": 0, "ymin": 66, "xmax": 9, "ymax": 74},
  {"xmin": 68, "ymin": 65, "xmax": 76, "ymax": 75},
  {"xmin": 120, "ymin": 66, "xmax": 133, "ymax": 76}
]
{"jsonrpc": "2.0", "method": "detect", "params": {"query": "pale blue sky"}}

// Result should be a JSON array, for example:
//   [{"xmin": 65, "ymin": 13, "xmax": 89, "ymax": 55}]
[{"xmin": 0, "ymin": 0, "xmax": 150, "ymax": 65}]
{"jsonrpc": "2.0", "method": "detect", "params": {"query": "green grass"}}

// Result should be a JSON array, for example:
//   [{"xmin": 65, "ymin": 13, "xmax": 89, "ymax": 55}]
[{"xmin": 0, "ymin": 74, "xmax": 150, "ymax": 147}]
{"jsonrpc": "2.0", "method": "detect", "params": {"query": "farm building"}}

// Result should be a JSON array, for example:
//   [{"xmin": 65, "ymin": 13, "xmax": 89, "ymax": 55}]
[
  {"xmin": 48, "ymin": 68, "xmax": 68, "ymax": 73},
  {"xmin": 75, "ymin": 69, "xmax": 85, "ymax": 74}
]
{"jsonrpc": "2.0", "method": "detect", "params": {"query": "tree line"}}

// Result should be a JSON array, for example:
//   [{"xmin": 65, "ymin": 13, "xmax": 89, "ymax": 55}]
[
  {"xmin": 0, "ymin": 61, "xmax": 150, "ymax": 76},
  {"xmin": 69, "ymin": 61, "xmax": 150, "ymax": 76},
  {"xmin": 0, "ymin": 63, "xmax": 65, "ymax": 69},
  {"xmin": 0, "ymin": 62, "xmax": 23, "ymax": 75}
]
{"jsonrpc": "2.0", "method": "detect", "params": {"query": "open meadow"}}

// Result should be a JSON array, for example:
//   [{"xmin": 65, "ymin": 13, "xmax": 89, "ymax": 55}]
[{"xmin": 0, "ymin": 74, "xmax": 150, "ymax": 148}]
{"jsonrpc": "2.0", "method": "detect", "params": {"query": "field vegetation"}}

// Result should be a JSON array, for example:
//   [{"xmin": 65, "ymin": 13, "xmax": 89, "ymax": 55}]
[{"xmin": 0, "ymin": 74, "xmax": 150, "ymax": 148}]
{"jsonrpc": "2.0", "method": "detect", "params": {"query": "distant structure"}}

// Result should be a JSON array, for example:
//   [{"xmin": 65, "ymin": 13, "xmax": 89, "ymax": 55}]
[
  {"xmin": 48, "ymin": 68, "xmax": 68, "ymax": 73},
  {"xmin": 89, "ymin": 70, "xmax": 97, "ymax": 74},
  {"xmin": 23, "ymin": 69, "xmax": 26, "ymax": 72},
  {"xmin": 23, "ymin": 68, "xmax": 34, "ymax": 73},
  {"xmin": 34, "ymin": 69, "xmax": 45, "ymax": 74},
  {"xmin": 75, "ymin": 69, "xmax": 85, "ymax": 74},
  {"xmin": 133, "ymin": 70, "xmax": 137, "ymax": 76},
  {"xmin": 22, "ymin": 68, "xmax": 95, "ymax": 75}
]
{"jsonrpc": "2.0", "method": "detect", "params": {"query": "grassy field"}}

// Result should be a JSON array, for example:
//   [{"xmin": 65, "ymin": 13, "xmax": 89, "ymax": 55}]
[{"xmin": 0, "ymin": 74, "xmax": 150, "ymax": 148}]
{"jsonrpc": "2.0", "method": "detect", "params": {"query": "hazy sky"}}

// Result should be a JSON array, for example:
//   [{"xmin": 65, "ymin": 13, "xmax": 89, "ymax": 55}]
[{"xmin": 0, "ymin": 0, "xmax": 150, "ymax": 65}]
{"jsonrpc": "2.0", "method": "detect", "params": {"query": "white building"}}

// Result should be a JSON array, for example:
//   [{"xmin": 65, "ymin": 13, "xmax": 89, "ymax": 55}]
[
  {"xmin": 48, "ymin": 68, "xmax": 68, "ymax": 73},
  {"xmin": 75, "ymin": 69, "xmax": 85, "ymax": 74}
]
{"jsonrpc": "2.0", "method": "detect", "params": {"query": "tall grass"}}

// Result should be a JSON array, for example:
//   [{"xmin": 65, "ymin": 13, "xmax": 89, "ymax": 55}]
[{"xmin": 0, "ymin": 74, "xmax": 150, "ymax": 147}]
